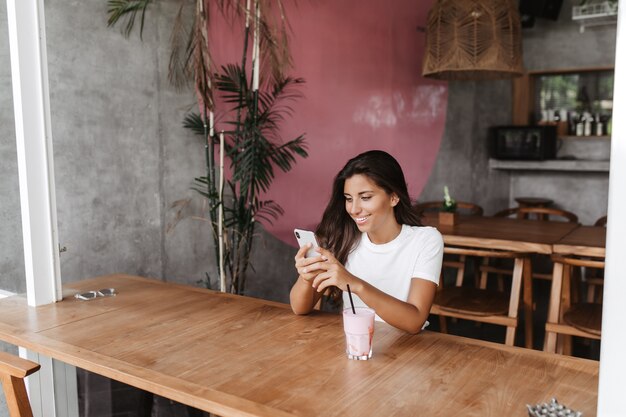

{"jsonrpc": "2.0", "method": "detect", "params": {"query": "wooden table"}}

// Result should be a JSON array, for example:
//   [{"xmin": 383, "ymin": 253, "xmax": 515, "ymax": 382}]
[
  {"xmin": 422, "ymin": 215, "xmax": 579, "ymax": 348},
  {"xmin": 421, "ymin": 215, "xmax": 579, "ymax": 254},
  {"xmin": 553, "ymin": 226, "xmax": 606, "ymax": 258},
  {"xmin": 0, "ymin": 275, "xmax": 599, "ymax": 417},
  {"xmin": 545, "ymin": 226, "xmax": 606, "ymax": 353}
]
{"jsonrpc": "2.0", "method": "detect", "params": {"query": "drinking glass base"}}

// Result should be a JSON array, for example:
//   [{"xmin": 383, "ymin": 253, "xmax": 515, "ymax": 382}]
[{"xmin": 346, "ymin": 350, "xmax": 372, "ymax": 360}]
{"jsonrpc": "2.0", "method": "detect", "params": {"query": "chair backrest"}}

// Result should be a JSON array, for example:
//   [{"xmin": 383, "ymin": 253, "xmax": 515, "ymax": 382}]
[
  {"xmin": 594, "ymin": 215, "xmax": 607, "ymax": 227},
  {"xmin": 494, "ymin": 207, "xmax": 579, "ymax": 223},
  {"xmin": 551, "ymin": 254, "xmax": 605, "ymax": 269},
  {"xmin": 444, "ymin": 246, "xmax": 527, "ymax": 259},
  {"xmin": 0, "ymin": 351, "xmax": 40, "ymax": 417},
  {"xmin": 414, "ymin": 201, "xmax": 483, "ymax": 216}
]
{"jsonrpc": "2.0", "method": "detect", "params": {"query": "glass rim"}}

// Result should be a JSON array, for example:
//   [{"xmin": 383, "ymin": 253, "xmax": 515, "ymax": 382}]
[{"xmin": 342, "ymin": 306, "xmax": 375, "ymax": 314}]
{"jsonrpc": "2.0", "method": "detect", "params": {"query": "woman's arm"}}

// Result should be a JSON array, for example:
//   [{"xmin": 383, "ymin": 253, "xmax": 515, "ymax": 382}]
[
  {"xmin": 312, "ymin": 247, "xmax": 437, "ymax": 334},
  {"xmin": 289, "ymin": 244, "xmax": 326, "ymax": 315},
  {"xmin": 348, "ymin": 277, "xmax": 436, "ymax": 334}
]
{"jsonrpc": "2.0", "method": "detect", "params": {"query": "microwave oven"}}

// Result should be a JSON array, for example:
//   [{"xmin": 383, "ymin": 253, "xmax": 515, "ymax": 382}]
[{"xmin": 490, "ymin": 125, "xmax": 557, "ymax": 160}]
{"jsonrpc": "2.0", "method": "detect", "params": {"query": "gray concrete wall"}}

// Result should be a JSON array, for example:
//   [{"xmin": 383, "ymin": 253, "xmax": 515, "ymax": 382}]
[
  {"xmin": 1, "ymin": 0, "xmax": 212, "ymax": 292},
  {"xmin": 419, "ymin": 79, "xmax": 512, "ymax": 215},
  {"xmin": 420, "ymin": 0, "xmax": 615, "ymax": 224}
]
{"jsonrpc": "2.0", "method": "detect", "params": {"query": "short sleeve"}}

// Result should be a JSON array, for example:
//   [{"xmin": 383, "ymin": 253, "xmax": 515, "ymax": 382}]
[{"xmin": 411, "ymin": 227, "xmax": 444, "ymax": 285}]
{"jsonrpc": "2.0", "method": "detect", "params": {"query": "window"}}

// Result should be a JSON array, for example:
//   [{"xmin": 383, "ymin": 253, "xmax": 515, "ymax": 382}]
[
  {"xmin": 534, "ymin": 70, "xmax": 613, "ymax": 135},
  {"xmin": 513, "ymin": 67, "xmax": 614, "ymax": 137}
]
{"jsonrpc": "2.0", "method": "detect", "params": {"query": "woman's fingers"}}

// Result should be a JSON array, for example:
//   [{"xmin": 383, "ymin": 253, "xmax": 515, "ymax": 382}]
[
  {"xmin": 312, "ymin": 272, "xmax": 331, "ymax": 291},
  {"xmin": 294, "ymin": 244, "xmax": 310, "ymax": 260},
  {"xmin": 315, "ymin": 247, "xmax": 334, "ymax": 261},
  {"xmin": 294, "ymin": 246, "xmax": 338, "ymax": 287},
  {"xmin": 297, "ymin": 257, "xmax": 326, "ymax": 274}
]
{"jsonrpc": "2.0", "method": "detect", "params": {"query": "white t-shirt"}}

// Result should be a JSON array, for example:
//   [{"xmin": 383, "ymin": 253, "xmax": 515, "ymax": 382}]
[{"xmin": 342, "ymin": 225, "xmax": 443, "ymax": 322}]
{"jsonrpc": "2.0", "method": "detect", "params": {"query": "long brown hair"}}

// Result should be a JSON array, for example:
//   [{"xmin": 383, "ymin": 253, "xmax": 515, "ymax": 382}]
[{"xmin": 315, "ymin": 150, "xmax": 422, "ymax": 265}]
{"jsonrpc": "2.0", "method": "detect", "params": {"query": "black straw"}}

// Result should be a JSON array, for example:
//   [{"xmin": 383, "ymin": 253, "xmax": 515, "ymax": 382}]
[{"xmin": 346, "ymin": 284, "xmax": 356, "ymax": 314}]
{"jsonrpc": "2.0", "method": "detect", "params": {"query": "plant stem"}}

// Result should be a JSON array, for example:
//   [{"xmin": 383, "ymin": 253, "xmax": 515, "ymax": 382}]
[{"xmin": 203, "ymin": 98, "xmax": 219, "ymax": 288}]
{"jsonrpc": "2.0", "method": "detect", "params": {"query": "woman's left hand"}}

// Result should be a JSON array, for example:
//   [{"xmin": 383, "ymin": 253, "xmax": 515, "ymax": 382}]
[{"xmin": 311, "ymin": 247, "xmax": 359, "ymax": 293}]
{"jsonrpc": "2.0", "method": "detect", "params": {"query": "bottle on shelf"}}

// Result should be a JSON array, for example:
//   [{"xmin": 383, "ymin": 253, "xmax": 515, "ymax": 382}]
[
  {"xmin": 568, "ymin": 111, "xmax": 578, "ymax": 135},
  {"xmin": 583, "ymin": 112, "xmax": 592, "ymax": 136},
  {"xmin": 576, "ymin": 114, "xmax": 585, "ymax": 136},
  {"xmin": 595, "ymin": 113, "xmax": 603, "ymax": 136}
]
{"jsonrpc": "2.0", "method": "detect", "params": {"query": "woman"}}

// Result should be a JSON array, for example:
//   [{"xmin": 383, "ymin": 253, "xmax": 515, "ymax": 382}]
[{"xmin": 289, "ymin": 150, "xmax": 443, "ymax": 334}]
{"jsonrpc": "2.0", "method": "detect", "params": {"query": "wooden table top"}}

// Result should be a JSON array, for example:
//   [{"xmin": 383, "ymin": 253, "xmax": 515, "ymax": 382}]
[
  {"xmin": 553, "ymin": 226, "xmax": 606, "ymax": 258},
  {"xmin": 421, "ymin": 215, "xmax": 580, "ymax": 254},
  {"xmin": 0, "ymin": 275, "xmax": 599, "ymax": 417}
]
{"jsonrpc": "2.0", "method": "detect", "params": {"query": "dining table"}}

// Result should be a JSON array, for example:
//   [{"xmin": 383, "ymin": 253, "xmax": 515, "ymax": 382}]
[
  {"xmin": 553, "ymin": 226, "xmax": 606, "ymax": 258},
  {"xmin": 0, "ymin": 274, "xmax": 599, "ymax": 417},
  {"xmin": 545, "ymin": 225, "xmax": 607, "ymax": 353},
  {"xmin": 421, "ymin": 214, "xmax": 580, "ymax": 348}
]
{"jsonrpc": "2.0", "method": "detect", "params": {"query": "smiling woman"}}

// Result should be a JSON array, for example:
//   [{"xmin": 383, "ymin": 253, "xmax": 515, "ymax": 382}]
[{"xmin": 289, "ymin": 150, "xmax": 443, "ymax": 334}]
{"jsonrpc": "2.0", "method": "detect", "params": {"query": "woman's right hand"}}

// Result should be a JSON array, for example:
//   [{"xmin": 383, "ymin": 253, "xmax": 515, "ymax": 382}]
[
  {"xmin": 290, "ymin": 244, "xmax": 328, "ymax": 314},
  {"xmin": 294, "ymin": 244, "xmax": 327, "ymax": 284}
]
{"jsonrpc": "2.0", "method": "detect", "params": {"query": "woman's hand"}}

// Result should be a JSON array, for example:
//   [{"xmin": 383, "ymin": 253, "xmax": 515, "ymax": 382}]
[
  {"xmin": 290, "ymin": 244, "xmax": 329, "ymax": 315},
  {"xmin": 294, "ymin": 244, "xmax": 326, "ymax": 284},
  {"xmin": 311, "ymin": 247, "xmax": 360, "ymax": 293}
]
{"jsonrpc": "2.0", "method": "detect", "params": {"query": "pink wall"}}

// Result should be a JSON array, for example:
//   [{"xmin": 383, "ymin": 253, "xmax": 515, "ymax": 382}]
[{"xmin": 211, "ymin": 0, "xmax": 447, "ymax": 245}]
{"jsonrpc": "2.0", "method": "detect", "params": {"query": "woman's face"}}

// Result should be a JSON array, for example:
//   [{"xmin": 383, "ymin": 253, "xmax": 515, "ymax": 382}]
[{"xmin": 343, "ymin": 174, "xmax": 400, "ymax": 243}]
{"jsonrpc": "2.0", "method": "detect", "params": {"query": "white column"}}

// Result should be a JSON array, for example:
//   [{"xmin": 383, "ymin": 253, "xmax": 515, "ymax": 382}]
[{"xmin": 597, "ymin": 1, "xmax": 626, "ymax": 416}]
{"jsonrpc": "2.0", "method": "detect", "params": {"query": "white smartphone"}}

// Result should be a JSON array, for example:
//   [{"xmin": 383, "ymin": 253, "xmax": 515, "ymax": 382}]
[{"xmin": 294, "ymin": 229, "xmax": 320, "ymax": 258}]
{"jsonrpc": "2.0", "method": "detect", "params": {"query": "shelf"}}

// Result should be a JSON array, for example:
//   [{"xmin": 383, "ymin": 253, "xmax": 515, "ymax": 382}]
[
  {"xmin": 489, "ymin": 158, "xmax": 610, "ymax": 173},
  {"xmin": 559, "ymin": 135, "xmax": 611, "ymax": 140}
]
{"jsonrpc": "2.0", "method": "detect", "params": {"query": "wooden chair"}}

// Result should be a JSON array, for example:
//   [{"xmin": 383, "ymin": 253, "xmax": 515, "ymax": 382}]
[
  {"xmin": 514, "ymin": 197, "xmax": 553, "ymax": 211},
  {"xmin": 0, "ymin": 351, "xmax": 41, "ymax": 417},
  {"xmin": 544, "ymin": 254, "xmax": 604, "ymax": 354},
  {"xmin": 432, "ymin": 246, "xmax": 529, "ymax": 346},
  {"xmin": 485, "ymin": 207, "xmax": 580, "ymax": 284},
  {"xmin": 594, "ymin": 215, "xmax": 607, "ymax": 227},
  {"xmin": 415, "ymin": 201, "xmax": 484, "ymax": 287},
  {"xmin": 494, "ymin": 206, "xmax": 579, "ymax": 223},
  {"xmin": 585, "ymin": 215, "xmax": 607, "ymax": 303}
]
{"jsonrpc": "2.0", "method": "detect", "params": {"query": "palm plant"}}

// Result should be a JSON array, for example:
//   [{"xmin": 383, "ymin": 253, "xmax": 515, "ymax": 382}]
[
  {"xmin": 185, "ymin": 65, "xmax": 307, "ymax": 294},
  {"xmin": 108, "ymin": 0, "xmax": 307, "ymax": 294}
]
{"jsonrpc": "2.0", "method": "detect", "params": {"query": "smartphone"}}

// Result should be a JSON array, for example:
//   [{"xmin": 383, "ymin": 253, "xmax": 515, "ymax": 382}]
[{"xmin": 294, "ymin": 229, "xmax": 320, "ymax": 258}]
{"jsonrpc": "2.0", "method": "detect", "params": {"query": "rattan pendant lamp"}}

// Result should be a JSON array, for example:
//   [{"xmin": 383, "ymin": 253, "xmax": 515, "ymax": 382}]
[{"xmin": 422, "ymin": 0, "xmax": 524, "ymax": 80}]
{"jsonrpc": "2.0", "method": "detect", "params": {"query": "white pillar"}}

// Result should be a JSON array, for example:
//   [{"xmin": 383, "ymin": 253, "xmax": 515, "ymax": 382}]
[{"xmin": 597, "ymin": 1, "xmax": 626, "ymax": 416}]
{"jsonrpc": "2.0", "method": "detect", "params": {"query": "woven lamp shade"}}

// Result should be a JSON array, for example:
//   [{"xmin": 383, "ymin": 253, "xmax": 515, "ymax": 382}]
[{"xmin": 422, "ymin": 0, "xmax": 524, "ymax": 80}]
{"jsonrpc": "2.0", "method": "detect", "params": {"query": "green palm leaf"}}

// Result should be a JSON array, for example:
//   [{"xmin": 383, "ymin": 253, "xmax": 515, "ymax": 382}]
[{"xmin": 107, "ymin": 0, "xmax": 152, "ymax": 39}]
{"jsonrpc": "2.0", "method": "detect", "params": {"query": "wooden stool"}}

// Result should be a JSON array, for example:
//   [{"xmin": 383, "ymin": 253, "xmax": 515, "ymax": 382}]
[{"xmin": 0, "ymin": 351, "xmax": 41, "ymax": 417}]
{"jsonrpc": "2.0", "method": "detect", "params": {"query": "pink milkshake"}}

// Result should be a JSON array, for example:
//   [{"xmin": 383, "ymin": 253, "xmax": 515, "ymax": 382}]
[{"xmin": 342, "ymin": 307, "xmax": 375, "ymax": 360}]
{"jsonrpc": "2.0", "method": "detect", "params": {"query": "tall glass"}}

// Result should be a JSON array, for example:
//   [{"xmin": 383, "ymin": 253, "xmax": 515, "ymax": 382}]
[{"xmin": 342, "ymin": 307, "xmax": 375, "ymax": 360}]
